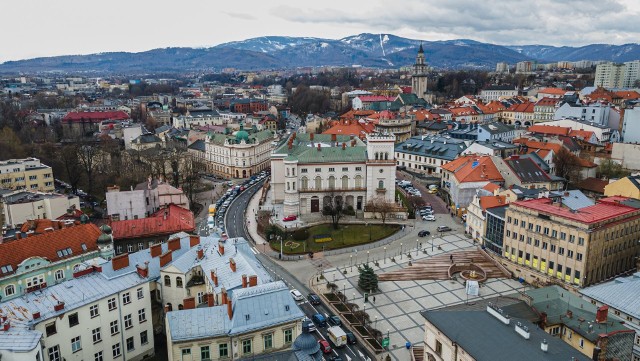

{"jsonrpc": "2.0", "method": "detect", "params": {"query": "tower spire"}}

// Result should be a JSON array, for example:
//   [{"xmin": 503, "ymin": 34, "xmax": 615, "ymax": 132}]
[{"xmin": 418, "ymin": 42, "xmax": 424, "ymax": 54}]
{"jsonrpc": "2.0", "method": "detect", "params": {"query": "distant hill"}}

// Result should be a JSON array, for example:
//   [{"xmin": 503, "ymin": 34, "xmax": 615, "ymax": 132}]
[{"xmin": 2, "ymin": 33, "xmax": 639, "ymax": 74}]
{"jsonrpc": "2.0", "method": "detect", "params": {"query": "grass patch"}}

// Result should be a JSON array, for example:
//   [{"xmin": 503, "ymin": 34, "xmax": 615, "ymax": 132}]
[{"xmin": 272, "ymin": 223, "xmax": 401, "ymax": 254}]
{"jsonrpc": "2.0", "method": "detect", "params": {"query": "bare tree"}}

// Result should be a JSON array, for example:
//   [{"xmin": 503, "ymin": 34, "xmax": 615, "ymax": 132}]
[
  {"xmin": 322, "ymin": 191, "xmax": 346, "ymax": 229},
  {"xmin": 58, "ymin": 145, "xmax": 83, "ymax": 194},
  {"xmin": 366, "ymin": 196, "xmax": 396, "ymax": 224},
  {"xmin": 553, "ymin": 147, "xmax": 581, "ymax": 184},
  {"xmin": 76, "ymin": 141, "xmax": 100, "ymax": 196}
]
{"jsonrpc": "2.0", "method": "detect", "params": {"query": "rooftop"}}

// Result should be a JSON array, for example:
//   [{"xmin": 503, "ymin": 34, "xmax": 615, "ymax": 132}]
[
  {"xmin": 395, "ymin": 135, "xmax": 467, "ymax": 161},
  {"xmin": 512, "ymin": 196, "xmax": 640, "ymax": 224},
  {"xmin": 580, "ymin": 272, "xmax": 640, "ymax": 322},
  {"xmin": 504, "ymin": 156, "xmax": 551, "ymax": 183},
  {"xmin": 62, "ymin": 110, "xmax": 130, "ymax": 122},
  {"xmin": 441, "ymin": 155, "xmax": 504, "ymax": 183},
  {"xmin": 110, "ymin": 204, "xmax": 195, "ymax": 240}
]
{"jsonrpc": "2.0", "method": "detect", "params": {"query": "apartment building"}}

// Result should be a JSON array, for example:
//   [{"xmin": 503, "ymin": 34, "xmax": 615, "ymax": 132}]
[
  {"xmin": 502, "ymin": 196, "xmax": 640, "ymax": 288},
  {"xmin": 594, "ymin": 61, "xmax": 640, "ymax": 88},
  {"xmin": 106, "ymin": 178, "xmax": 189, "ymax": 221},
  {"xmin": 395, "ymin": 135, "xmax": 468, "ymax": 177},
  {"xmin": 0, "ymin": 158, "xmax": 54, "ymax": 192},
  {"xmin": 479, "ymin": 85, "xmax": 518, "ymax": 102},
  {"xmin": 440, "ymin": 155, "xmax": 504, "ymax": 213},
  {"xmin": 1, "ymin": 190, "xmax": 80, "ymax": 227}
]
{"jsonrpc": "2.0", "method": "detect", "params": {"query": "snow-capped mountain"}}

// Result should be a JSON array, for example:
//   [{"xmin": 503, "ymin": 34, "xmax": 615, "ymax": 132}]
[{"xmin": 2, "ymin": 33, "xmax": 640, "ymax": 73}]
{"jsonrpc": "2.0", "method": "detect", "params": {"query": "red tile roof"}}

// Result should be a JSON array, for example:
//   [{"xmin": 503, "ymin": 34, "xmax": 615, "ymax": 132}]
[
  {"xmin": 507, "ymin": 102, "xmax": 535, "ymax": 113},
  {"xmin": 111, "ymin": 204, "xmax": 195, "ymax": 240},
  {"xmin": 576, "ymin": 177, "xmax": 608, "ymax": 194},
  {"xmin": 538, "ymin": 88, "xmax": 567, "ymax": 96},
  {"xmin": 441, "ymin": 155, "xmax": 504, "ymax": 183},
  {"xmin": 0, "ymin": 223, "xmax": 100, "ymax": 275},
  {"xmin": 514, "ymin": 138, "xmax": 563, "ymax": 153},
  {"xmin": 528, "ymin": 124, "xmax": 571, "ymax": 136},
  {"xmin": 482, "ymin": 182, "xmax": 501, "ymax": 193},
  {"xmin": 568, "ymin": 129, "xmax": 595, "ymax": 141},
  {"xmin": 512, "ymin": 197, "xmax": 639, "ymax": 224},
  {"xmin": 62, "ymin": 111, "xmax": 130, "ymax": 123},
  {"xmin": 479, "ymin": 195, "xmax": 507, "ymax": 210},
  {"xmin": 535, "ymin": 97, "xmax": 559, "ymax": 107},
  {"xmin": 323, "ymin": 119, "xmax": 374, "ymax": 139}
]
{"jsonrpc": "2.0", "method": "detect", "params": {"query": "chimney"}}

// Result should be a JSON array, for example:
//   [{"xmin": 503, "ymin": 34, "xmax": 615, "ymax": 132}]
[
  {"xmin": 183, "ymin": 297, "xmax": 195, "ymax": 310},
  {"xmin": 342, "ymin": 142, "xmax": 346, "ymax": 150},
  {"xmin": 317, "ymin": 143, "xmax": 321, "ymax": 151},
  {"xmin": 189, "ymin": 235, "xmax": 200, "ymax": 248},
  {"xmin": 566, "ymin": 310, "xmax": 573, "ymax": 319},
  {"xmin": 2, "ymin": 321, "xmax": 9, "ymax": 331},
  {"xmin": 32, "ymin": 312, "xmax": 41, "ymax": 320},
  {"xmin": 242, "ymin": 274, "xmax": 248, "ymax": 288},
  {"xmin": 160, "ymin": 250, "xmax": 173, "ymax": 267},
  {"xmin": 288, "ymin": 143, "xmax": 293, "ymax": 150},
  {"xmin": 136, "ymin": 261, "xmax": 149, "ymax": 278},
  {"xmin": 54, "ymin": 302, "xmax": 65, "ymax": 311},
  {"xmin": 207, "ymin": 293, "xmax": 214, "ymax": 307},
  {"xmin": 229, "ymin": 258, "xmax": 236, "ymax": 272},
  {"xmin": 150, "ymin": 243, "xmax": 162, "ymax": 258},
  {"xmin": 331, "ymin": 134, "xmax": 337, "ymax": 143},
  {"xmin": 168, "ymin": 237, "xmax": 181, "ymax": 251},
  {"xmin": 219, "ymin": 241, "xmax": 225, "ymax": 255},
  {"xmin": 249, "ymin": 275, "xmax": 258, "ymax": 287},
  {"xmin": 221, "ymin": 288, "xmax": 228, "ymax": 305},
  {"xmin": 310, "ymin": 133, "xmax": 314, "ymax": 141},
  {"xmin": 227, "ymin": 298, "xmax": 233, "ymax": 320},
  {"xmin": 211, "ymin": 271, "xmax": 218, "ymax": 286},
  {"xmin": 197, "ymin": 247, "xmax": 204, "ymax": 260},
  {"xmin": 596, "ymin": 305, "xmax": 608, "ymax": 323},
  {"xmin": 351, "ymin": 139, "xmax": 356, "ymax": 147},
  {"xmin": 112, "ymin": 253, "xmax": 130, "ymax": 271},
  {"xmin": 541, "ymin": 339, "xmax": 548, "ymax": 353}
]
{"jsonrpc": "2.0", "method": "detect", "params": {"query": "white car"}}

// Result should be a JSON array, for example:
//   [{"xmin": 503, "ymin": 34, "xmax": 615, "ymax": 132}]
[
  {"xmin": 422, "ymin": 214, "xmax": 436, "ymax": 221},
  {"xmin": 290, "ymin": 289, "xmax": 304, "ymax": 301}
]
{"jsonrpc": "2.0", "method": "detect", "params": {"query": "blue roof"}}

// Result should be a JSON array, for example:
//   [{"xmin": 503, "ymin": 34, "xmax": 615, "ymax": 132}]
[
  {"xmin": 581, "ymin": 272, "xmax": 640, "ymax": 321},
  {"xmin": 0, "ymin": 329, "xmax": 42, "ymax": 352},
  {"xmin": 395, "ymin": 135, "xmax": 467, "ymax": 161},
  {"xmin": 167, "ymin": 281, "xmax": 304, "ymax": 341},
  {"xmin": 549, "ymin": 190, "xmax": 594, "ymax": 211}
]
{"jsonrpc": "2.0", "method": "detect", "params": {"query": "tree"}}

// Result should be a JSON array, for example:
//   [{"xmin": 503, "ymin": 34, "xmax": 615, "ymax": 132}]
[
  {"xmin": 366, "ymin": 196, "xmax": 396, "ymax": 224},
  {"xmin": 322, "ymin": 192, "xmax": 345, "ymax": 229},
  {"xmin": 597, "ymin": 159, "xmax": 629, "ymax": 179},
  {"xmin": 553, "ymin": 147, "xmax": 581, "ymax": 184},
  {"xmin": 58, "ymin": 145, "xmax": 84, "ymax": 194},
  {"xmin": 357, "ymin": 264, "xmax": 378, "ymax": 292},
  {"xmin": 76, "ymin": 141, "xmax": 100, "ymax": 196}
]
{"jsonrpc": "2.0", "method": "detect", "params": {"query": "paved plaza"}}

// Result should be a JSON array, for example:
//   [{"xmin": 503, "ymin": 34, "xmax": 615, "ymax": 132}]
[{"xmin": 312, "ymin": 234, "xmax": 529, "ymax": 361}]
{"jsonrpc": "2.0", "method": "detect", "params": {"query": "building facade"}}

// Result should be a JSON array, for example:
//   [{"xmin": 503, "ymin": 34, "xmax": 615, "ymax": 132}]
[
  {"xmin": 395, "ymin": 135, "xmax": 468, "ymax": 177},
  {"xmin": 411, "ymin": 44, "xmax": 429, "ymax": 101},
  {"xmin": 0, "ymin": 158, "xmax": 54, "ymax": 192},
  {"xmin": 106, "ymin": 178, "xmax": 189, "ymax": 221},
  {"xmin": 1, "ymin": 190, "xmax": 80, "ymax": 227}
]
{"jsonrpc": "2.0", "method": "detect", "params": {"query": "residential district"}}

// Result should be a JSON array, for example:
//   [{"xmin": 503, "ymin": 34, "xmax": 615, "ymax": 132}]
[{"xmin": 2, "ymin": 47, "xmax": 640, "ymax": 361}]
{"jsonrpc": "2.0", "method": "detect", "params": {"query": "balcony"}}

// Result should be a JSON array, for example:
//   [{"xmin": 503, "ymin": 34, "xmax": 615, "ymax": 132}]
[
  {"xmin": 376, "ymin": 188, "xmax": 386, "ymax": 194},
  {"xmin": 299, "ymin": 187, "xmax": 366, "ymax": 193}
]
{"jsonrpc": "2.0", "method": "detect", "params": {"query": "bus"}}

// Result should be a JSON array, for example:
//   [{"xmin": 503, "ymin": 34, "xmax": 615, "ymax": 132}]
[{"xmin": 208, "ymin": 204, "xmax": 216, "ymax": 217}]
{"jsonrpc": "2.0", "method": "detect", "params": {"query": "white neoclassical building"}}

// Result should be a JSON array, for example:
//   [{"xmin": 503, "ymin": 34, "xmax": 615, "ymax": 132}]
[{"xmin": 270, "ymin": 133, "xmax": 397, "ymax": 217}]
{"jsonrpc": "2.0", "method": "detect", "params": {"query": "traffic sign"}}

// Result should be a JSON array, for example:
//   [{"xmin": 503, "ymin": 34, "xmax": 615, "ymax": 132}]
[{"xmin": 382, "ymin": 337, "xmax": 390, "ymax": 348}]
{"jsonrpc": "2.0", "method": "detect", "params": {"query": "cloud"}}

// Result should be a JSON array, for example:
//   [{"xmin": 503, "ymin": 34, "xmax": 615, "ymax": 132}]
[{"xmin": 223, "ymin": 12, "xmax": 257, "ymax": 21}]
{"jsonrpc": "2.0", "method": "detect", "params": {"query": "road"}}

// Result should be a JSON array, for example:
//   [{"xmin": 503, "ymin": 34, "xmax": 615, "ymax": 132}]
[{"xmin": 224, "ymin": 180, "xmax": 374, "ymax": 361}]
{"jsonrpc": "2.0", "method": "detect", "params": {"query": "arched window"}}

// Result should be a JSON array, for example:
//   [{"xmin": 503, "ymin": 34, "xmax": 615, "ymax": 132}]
[
  {"xmin": 375, "ymin": 152, "xmax": 379, "ymax": 160},
  {"xmin": 378, "ymin": 180, "xmax": 384, "ymax": 189},
  {"xmin": 176, "ymin": 277, "xmax": 183, "ymax": 288},
  {"xmin": 301, "ymin": 177, "xmax": 308, "ymax": 190},
  {"xmin": 55, "ymin": 269, "xmax": 64, "ymax": 281},
  {"xmin": 355, "ymin": 175, "xmax": 363, "ymax": 188},
  {"xmin": 315, "ymin": 176, "xmax": 322, "ymax": 190},
  {"xmin": 328, "ymin": 176, "xmax": 336, "ymax": 189},
  {"xmin": 385, "ymin": 152, "xmax": 389, "ymax": 160},
  {"xmin": 4, "ymin": 285, "xmax": 15, "ymax": 297},
  {"xmin": 341, "ymin": 176, "xmax": 348, "ymax": 189},
  {"xmin": 164, "ymin": 275, "xmax": 171, "ymax": 287}
]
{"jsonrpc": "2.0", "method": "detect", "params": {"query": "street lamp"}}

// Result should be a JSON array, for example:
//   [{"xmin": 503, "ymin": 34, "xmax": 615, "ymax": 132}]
[
  {"xmin": 368, "ymin": 222, "xmax": 371, "ymax": 241},
  {"xmin": 431, "ymin": 235, "xmax": 435, "ymax": 252},
  {"xmin": 350, "ymin": 254, "xmax": 353, "ymax": 271},
  {"xmin": 363, "ymin": 302, "xmax": 366, "ymax": 324},
  {"xmin": 343, "ymin": 283, "xmax": 346, "ymax": 299},
  {"xmin": 416, "ymin": 238, "xmax": 419, "ymax": 255},
  {"xmin": 375, "ymin": 315, "xmax": 378, "ymax": 329},
  {"xmin": 400, "ymin": 243, "xmax": 403, "ymax": 260},
  {"xmin": 279, "ymin": 235, "xmax": 283, "ymax": 259},
  {"xmin": 383, "ymin": 246, "xmax": 387, "ymax": 264},
  {"xmin": 367, "ymin": 251, "xmax": 370, "ymax": 264},
  {"xmin": 355, "ymin": 249, "xmax": 358, "ymax": 266}
]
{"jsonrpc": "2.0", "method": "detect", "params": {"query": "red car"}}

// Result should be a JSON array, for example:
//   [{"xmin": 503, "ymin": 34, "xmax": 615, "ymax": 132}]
[
  {"xmin": 282, "ymin": 215, "xmax": 297, "ymax": 222},
  {"xmin": 318, "ymin": 340, "xmax": 332, "ymax": 354}
]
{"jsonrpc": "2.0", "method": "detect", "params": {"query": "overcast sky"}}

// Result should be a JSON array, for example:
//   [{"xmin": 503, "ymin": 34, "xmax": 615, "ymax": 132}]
[{"xmin": 3, "ymin": 0, "xmax": 639, "ymax": 63}]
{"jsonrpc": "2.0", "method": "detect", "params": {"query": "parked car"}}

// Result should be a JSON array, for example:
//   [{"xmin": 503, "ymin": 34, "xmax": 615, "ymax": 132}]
[
  {"xmin": 420, "ymin": 209, "xmax": 433, "ymax": 216},
  {"xmin": 345, "ymin": 331, "xmax": 357, "ymax": 345},
  {"xmin": 437, "ymin": 225, "xmax": 452, "ymax": 232},
  {"xmin": 328, "ymin": 315, "xmax": 342, "ymax": 326},
  {"xmin": 312, "ymin": 313, "xmax": 327, "ymax": 327},
  {"xmin": 290, "ymin": 289, "xmax": 304, "ymax": 301},
  {"xmin": 422, "ymin": 215, "xmax": 436, "ymax": 221},
  {"xmin": 308, "ymin": 293, "xmax": 321, "ymax": 305},
  {"xmin": 318, "ymin": 340, "xmax": 332, "ymax": 354},
  {"xmin": 282, "ymin": 215, "xmax": 297, "ymax": 222},
  {"xmin": 429, "ymin": 188, "xmax": 438, "ymax": 194},
  {"xmin": 302, "ymin": 317, "xmax": 316, "ymax": 332},
  {"xmin": 418, "ymin": 230, "xmax": 431, "ymax": 237}
]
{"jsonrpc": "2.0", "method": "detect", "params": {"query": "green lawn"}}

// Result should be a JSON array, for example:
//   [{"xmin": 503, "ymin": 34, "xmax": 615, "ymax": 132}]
[{"xmin": 272, "ymin": 223, "xmax": 401, "ymax": 254}]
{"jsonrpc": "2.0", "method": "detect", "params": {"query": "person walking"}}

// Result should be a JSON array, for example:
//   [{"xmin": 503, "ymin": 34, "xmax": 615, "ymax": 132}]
[{"xmin": 450, "ymin": 254, "xmax": 454, "ymax": 264}]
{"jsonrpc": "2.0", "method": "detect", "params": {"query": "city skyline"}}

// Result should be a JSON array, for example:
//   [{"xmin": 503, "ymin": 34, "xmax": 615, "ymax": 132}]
[{"xmin": 3, "ymin": 0, "xmax": 640, "ymax": 63}]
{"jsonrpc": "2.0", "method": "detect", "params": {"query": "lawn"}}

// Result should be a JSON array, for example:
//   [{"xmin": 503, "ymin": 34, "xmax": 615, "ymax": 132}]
[{"xmin": 272, "ymin": 223, "xmax": 401, "ymax": 254}]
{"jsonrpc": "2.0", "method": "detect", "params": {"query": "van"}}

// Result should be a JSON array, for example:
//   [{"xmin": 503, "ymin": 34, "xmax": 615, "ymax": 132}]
[
  {"xmin": 312, "ymin": 313, "xmax": 326, "ymax": 327},
  {"xmin": 327, "ymin": 326, "xmax": 347, "ymax": 348}
]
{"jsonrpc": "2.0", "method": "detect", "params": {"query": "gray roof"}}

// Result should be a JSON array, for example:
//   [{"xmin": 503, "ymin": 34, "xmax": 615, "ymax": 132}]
[
  {"xmin": 509, "ymin": 185, "xmax": 547, "ymax": 200},
  {"xmin": 167, "ymin": 281, "xmax": 304, "ymax": 341},
  {"xmin": 421, "ymin": 309, "xmax": 584, "ymax": 361},
  {"xmin": 580, "ymin": 272, "xmax": 640, "ymax": 322},
  {"xmin": 486, "ymin": 205, "xmax": 508, "ymax": 219},
  {"xmin": 505, "ymin": 157, "xmax": 551, "ymax": 183},
  {"xmin": 518, "ymin": 152, "xmax": 549, "ymax": 172},
  {"xmin": 549, "ymin": 190, "xmax": 594, "ymax": 211},
  {"xmin": 479, "ymin": 121, "xmax": 515, "ymax": 135},
  {"xmin": 188, "ymin": 139, "xmax": 206, "ymax": 151},
  {"xmin": 395, "ymin": 135, "xmax": 467, "ymax": 161},
  {"xmin": 474, "ymin": 140, "xmax": 518, "ymax": 150},
  {"xmin": 0, "ymin": 329, "xmax": 42, "ymax": 352}
]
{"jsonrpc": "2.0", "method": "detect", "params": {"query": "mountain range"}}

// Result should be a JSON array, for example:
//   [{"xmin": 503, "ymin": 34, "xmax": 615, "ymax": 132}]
[{"xmin": 1, "ymin": 33, "xmax": 640, "ymax": 74}]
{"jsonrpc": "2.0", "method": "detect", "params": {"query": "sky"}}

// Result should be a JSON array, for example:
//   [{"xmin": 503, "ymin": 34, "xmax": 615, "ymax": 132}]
[{"xmin": 3, "ymin": 0, "xmax": 640, "ymax": 63}]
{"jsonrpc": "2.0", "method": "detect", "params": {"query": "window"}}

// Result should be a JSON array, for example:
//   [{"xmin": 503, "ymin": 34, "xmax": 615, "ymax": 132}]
[
  {"xmin": 301, "ymin": 168, "xmax": 308, "ymax": 173},
  {"xmin": 92, "ymin": 327, "xmax": 101, "ymax": 343},
  {"xmin": 55, "ymin": 269, "xmax": 64, "ymax": 281},
  {"xmin": 69, "ymin": 313, "xmax": 79, "ymax": 327},
  {"xmin": 110, "ymin": 320, "xmax": 119, "ymax": 335},
  {"xmin": 48, "ymin": 345, "xmax": 61, "ymax": 361},
  {"xmin": 342, "ymin": 167, "xmax": 348, "ymax": 172},
  {"xmin": 284, "ymin": 329, "xmax": 293, "ymax": 344},
  {"xmin": 127, "ymin": 244, "xmax": 133, "ymax": 253},
  {"xmin": 578, "ymin": 237, "xmax": 585, "ymax": 246},
  {"xmin": 112, "ymin": 343, "xmax": 121, "ymax": 358},
  {"xmin": 560, "ymin": 232, "xmax": 566, "ymax": 240},
  {"xmin": 46, "ymin": 322, "xmax": 57, "ymax": 336},
  {"xmin": 219, "ymin": 343, "xmax": 229, "ymax": 358},
  {"xmin": 71, "ymin": 336, "xmax": 81, "ymax": 353},
  {"xmin": 534, "ymin": 239, "xmax": 540, "ymax": 247},
  {"xmin": 567, "ymin": 250, "xmax": 574, "ymax": 258},
  {"xmin": 551, "ymin": 230, "xmax": 557, "ymax": 238},
  {"xmin": 329, "ymin": 176, "xmax": 336, "ymax": 189},
  {"xmin": 4, "ymin": 284, "xmax": 15, "ymax": 297},
  {"xmin": 138, "ymin": 308, "xmax": 146, "ymax": 323},
  {"xmin": 569, "ymin": 235, "xmax": 576, "ymax": 243},
  {"xmin": 138, "ymin": 242, "xmax": 144, "ymax": 250},
  {"xmin": 576, "ymin": 253, "xmax": 583, "ymax": 261},
  {"xmin": 341, "ymin": 175, "xmax": 348, "ymax": 189},
  {"xmin": 122, "ymin": 292, "xmax": 131, "ymax": 304},
  {"xmin": 126, "ymin": 337, "xmax": 134, "ymax": 352},
  {"xmin": 535, "ymin": 225, "xmax": 541, "ymax": 233},
  {"xmin": 580, "ymin": 339, "xmax": 584, "ymax": 348},
  {"xmin": 550, "ymin": 244, "xmax": 556, "ymax": 253},
  {"xmin": 521, "ymin": 221, "xmax": 526, "ymax": 228},
  {"xmin": 124, "ymin": 314, "xmax": 132, "ymax": 329},
  {"xmin": 140, "ymin": 331, "xmax": 148, "ymax": 345},
  {"xmin": 201, "ymin": 346, "xmax": 210, "ymax": 360},
  {"xmin": 164, "ymin": 275, "xmax": 171, "ymax": 287},
  {"xmin": 242, "ymin": 339, "xmax": 252, "ymax": 354},
  {"xmin": 90, "ymin": 305, "xmax": 99, "ymax": 318},
  {"xmin": 507, "ymin": 217, "xmax": 512, "ymax": 223},
  {"xmin": 94, "ymin": 351, "xmax": 103, "ymax": 361},
  {"xmin": 264, "ymin": 333, "xmax": 273, "ymax": 350},
  {"xmin": 137, "ymin": 288, "xmax": 144, "ymax": 299},
  {"xmin": 108, "ymin": 297, "xmax": 117, "ymax": 311},
  {"xmin": 543, "ymin": 227, "xmax": 549, "ymax": 235},
  {"xmin": 355, "ymin": 167, "xmax": 362, "ymax": 171},
  {"xmin": 528, "ymin": 223, "xmax": 533, "ymax": 230},
  {"xmin": 558, "ymin": 247, "xmax": 565, "ymax": 256},
  {"xmin": 176, "ymin": 277, "xmax": 183, "ymax": 288},
  {"xmin": 378, "ymin": 180, "xmax": 384, "ymax": 189},
  {"xmin": 315, "ymin": 168, "xmax": 321, "ymax": 172},
  {"xmin": 328, "ymin": 167, "xmax": 335, "ymax": 172},
  {"xmin": 435, "ymin": 340, "xmax": 442, "ymax": 356}
]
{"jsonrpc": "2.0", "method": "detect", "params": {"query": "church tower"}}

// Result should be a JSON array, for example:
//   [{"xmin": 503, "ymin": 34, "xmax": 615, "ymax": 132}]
[{"xmin": 412, "ymin": 43, "xmax": 429, "ymax": 101}]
